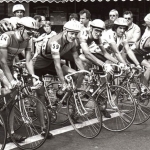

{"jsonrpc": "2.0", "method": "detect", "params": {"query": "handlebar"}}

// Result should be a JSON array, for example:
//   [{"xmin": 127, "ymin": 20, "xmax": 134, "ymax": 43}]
[
  {"xmin": 90, "ymin": 64, "xmax": 123, "ymax": 78},
  {"xmin": 65, "ymin": 70, "xmax": 91, "ymax": 82}
]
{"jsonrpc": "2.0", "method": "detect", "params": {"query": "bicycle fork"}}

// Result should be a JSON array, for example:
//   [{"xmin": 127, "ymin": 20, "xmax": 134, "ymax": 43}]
[{"xmin": 73, "ymin": 92, "xmax": 88, "ymax": 116}]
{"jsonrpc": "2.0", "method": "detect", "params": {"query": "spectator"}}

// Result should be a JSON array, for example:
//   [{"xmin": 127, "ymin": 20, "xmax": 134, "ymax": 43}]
[
  {"xmin": 69, "ymin": 13, "xmax": 78, "ymax": 21},
  {"xmin": 109, "ymin": 9, "xmax": 119, "ymax": 22},
  {"xmin": 79, "ymin": 9, "xmax": 91, "ymax": 30},
  {"xmin": 141, "ymin": 13, "xmax": 150, "ymax": 38},
  {"xmin": 38, "ymin": 15, "xmax": 46, "ymax": 35},
  {"xmin": 102, "ymin": 19, "xmax": 114, "ymax": 53},
  {"xmin": 34, "ymin": 15, "xmax": 41, "ymax": 29},
  {"xmin": 33, "ymin": 21, "xmax": 57, "ymax": 59},
  {"xmin": 12, "ymin": 4, "xmax": 25, "ymax": 18},
  {"xmin": 123, "ymin": 11, "xmax": 141, "ymax": 44}
]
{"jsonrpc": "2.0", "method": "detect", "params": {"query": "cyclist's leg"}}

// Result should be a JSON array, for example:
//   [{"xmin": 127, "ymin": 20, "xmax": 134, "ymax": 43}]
[
  {"xmin": 34, "ymin": 66, "xmax": 54, "ymax": 138},
  {"xmin": 141, "ymin": 59, "xmax": 150, "ymax": 87}
]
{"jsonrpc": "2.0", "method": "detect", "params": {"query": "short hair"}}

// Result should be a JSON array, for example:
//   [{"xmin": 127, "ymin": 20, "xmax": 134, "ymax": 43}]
[
  {"xmin": 105, "ymin": 19, "xmax": 114, "ymax": 30},
  {"xmin": 43, "ymin": 21, "xmax": 51, "ymax": 27},
  {"xmin": 69, "ymin": 13, "xmax": 78, "ymax": 21},
  {"xmin": 109, "ymin": 9, "xmax": 119, "ymax": 17},
  {"xmin": 123, "ymin": 11, "xmax": 133, "ymax": 18},
  {"xmin": 34, "ymin": 15, "xmax": 41, "ymax": 22},
  {"xmin": 79, "ymin": 9, "xmax": 91, "ymax": 20}
]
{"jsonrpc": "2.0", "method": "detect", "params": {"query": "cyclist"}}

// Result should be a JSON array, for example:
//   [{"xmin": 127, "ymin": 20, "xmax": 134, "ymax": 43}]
[
  {"xmin": 32, "ymin": 20, "xmax": 84, "ymax": 122},
  {"xmin": 129, "ymin": 35, "xmax": 150, "ymax": 87},
  {"xmin": 0, "ymin": 17, "xmax": 43, "ymax": 142},
  {"xmin": 102, "ymin": 17, "xmax": 141, "ymax": 69},
  {"xmin": 78, "ymin": 19, "xmax": 126, "ymax": 118},
  {"xmin": 78, "ymin": 19, "xmax": 126, "ymax": 72}
]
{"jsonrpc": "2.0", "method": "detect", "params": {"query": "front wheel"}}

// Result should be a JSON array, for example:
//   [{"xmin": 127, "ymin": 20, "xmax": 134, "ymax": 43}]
[
  {"xmin": 7, "ymin": 95, "xmax": 50, "ymax": 150},
  {"xmin": 67, "ymin": 91, "xmax": 102, "ymax": 139},
  {"xmin": 0, "ymin": 114, "xmax": 6, "ymax": 150},
  {"xmin": 96, "ymin": 85, "xmax": 136, "ymax": 132}
]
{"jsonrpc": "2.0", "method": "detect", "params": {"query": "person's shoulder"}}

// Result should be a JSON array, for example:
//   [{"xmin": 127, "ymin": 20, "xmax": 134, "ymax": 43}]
[
  {"xmin": 47, "ymin": 32, "xmax": 63, "ymax": 45},
  {"xmin": 133, "ymin": 23, "xmax": 140, "ymax": 30},
  {"xmin": 0, "ymin": 32, "xmax": 11, "ymax": 47}
]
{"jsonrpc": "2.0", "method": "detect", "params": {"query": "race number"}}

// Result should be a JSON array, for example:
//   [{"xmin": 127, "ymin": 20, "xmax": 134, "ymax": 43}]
[
  {"xmin": 51, "ymin": 41, "xmax": 60, "ymax": 53},
  {"xmin": 0, "ymin": 34, "xmax": 9, "ymax": 47}
]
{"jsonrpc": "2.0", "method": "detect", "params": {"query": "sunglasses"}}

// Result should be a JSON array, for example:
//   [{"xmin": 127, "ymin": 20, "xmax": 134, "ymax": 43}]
[
  {"xmin": 25, "ymin": 27, "xmax": 34, "ymax": 36},
  {"xmin": 124, "ymin": 17, "xmax": 132, "ymax": 20},
  {"xmin": 109, "ymin": 15, "xmax": 116, "ymax": 17}
]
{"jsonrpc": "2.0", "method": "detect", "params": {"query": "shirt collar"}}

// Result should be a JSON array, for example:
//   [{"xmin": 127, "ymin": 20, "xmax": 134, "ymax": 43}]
[{"xmin": 128, "ymin": 23, "xmax": 134, "ymax": 31}]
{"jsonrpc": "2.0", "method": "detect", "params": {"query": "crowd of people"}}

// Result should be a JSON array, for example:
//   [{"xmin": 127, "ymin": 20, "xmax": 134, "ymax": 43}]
[{"xmin": 0, "ymin": 3, "xmax": 150, "ymax": 143}]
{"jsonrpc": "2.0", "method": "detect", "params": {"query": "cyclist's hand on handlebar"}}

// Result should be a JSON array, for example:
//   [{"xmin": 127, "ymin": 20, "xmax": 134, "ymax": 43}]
[
  {"xmin": 118, "ymin": 63, "xmax": 129, "ymax": 71},
  {"xmin": 103, "ymin": 63, "xmax": 114, "ymax": 75},
  {"xmin": 10, "ymin": 79, "xmax": 20, "ymax": 89},
  {"xmin": 136, "ymin": 64, "xmax": 142, "ymax": 71},
  {"xmin": 62, "ymin": 82, "xmax": 68, "ymax": 91},
  {"xmin": 32, "ymin": 80, "xmax": 43, "ymax": 89}
]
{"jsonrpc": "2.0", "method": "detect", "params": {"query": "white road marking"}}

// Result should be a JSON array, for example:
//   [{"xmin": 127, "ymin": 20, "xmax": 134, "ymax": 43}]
[{"xmin": 3, "ymin": 112, "xmax": 121, "ymax": 150}]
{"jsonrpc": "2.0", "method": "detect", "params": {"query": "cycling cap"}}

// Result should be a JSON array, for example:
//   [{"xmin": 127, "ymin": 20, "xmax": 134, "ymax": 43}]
[
  {"xmin": 90, "ymin": 19, "xmax": 105, "ymax": 30},
  {"xmin": 144, "ymin": 13, "xmax": 150, "ymax": 23},
  {"xmin": 114, "ymin": 18, "xmax": 128, "ymax": 26},
  {"xmin": 0, "ymin": 18, "xmax": 14, "ymax": 33},
  {"xmin": 12, "ymin": 4, "xmax": 25, "ymax": 13},
  {"xmin": 17, "ymin": 17, "xmax": 36, "ymax": 29},
  {"xmin": 9, "ymin": 17, "xmax": 20, "ymax": 29},
  {"xmin": 64, "ymin": 20, "xmax": 81, "ymax": 32}
]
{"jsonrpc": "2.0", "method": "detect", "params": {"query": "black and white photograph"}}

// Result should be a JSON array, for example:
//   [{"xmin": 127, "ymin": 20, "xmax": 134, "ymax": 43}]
[{"xmin": 0, "ymin": 0, "xmax": 150, "ymax": 150}]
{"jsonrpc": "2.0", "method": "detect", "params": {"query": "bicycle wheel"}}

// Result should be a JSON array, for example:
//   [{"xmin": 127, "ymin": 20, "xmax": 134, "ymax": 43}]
[
  {"xmin": 0, "ymin": 114, "xmax": 6, "ymax": 150},
  {"xmin": 50, "ymin": 103, "xmax": 69, "ymax": 125},
  {"xmin": 7, "ymin": 95, "xmax": 50, "ymax": 150},
  {"xmin": 97, "ymin": 85, "xmax": 136, "ymax": 132},
  {"xmin": 126, "ymin": 81, "xmax": 150, "ymax": 125},
  {"xmin": 67, "ymin": 91, "xmax": 102, "ymax": 139}
]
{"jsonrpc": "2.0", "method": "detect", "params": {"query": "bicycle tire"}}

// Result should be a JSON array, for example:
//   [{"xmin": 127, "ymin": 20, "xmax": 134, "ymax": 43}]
[
  {"xmin": 67, "ymin": 91, "xmax": 102, "ymax": 139},
  {"xmin": 0, "ymin": 114, "xmax": 6, "ymax": 150},
  {"xmin": 124, "ymin": 80, "xmax": 150, "ymax": 125},
  {"xmin": 7, "ymin": 95, "xmax": 50, "ymax": 150},
  {"xmin": 96, "ymin": 85, "xmax": 136, "ymax": 132}
]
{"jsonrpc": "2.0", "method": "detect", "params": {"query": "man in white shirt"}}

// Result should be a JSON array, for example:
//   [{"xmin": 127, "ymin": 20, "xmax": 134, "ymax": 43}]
[{"xmin": 123, "ymin": 11, "xmax": 141, "ymax": 45}]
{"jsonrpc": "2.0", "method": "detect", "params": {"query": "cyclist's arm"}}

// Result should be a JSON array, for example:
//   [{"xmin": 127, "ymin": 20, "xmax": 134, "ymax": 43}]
[
  {"xmin": 123, "ymin": 41, "xmax": 140, "ymax": 66},
  {"xmin": 0, "ymin": 34, "xmax": 14, "ymax": 82},
  {"xmin": 80, "ymin": 41, "xmax": 105, "ymax": 67},
  {"xmin": 109, "ymin": 42, "xmax": 126, "ymax": 64},
  {"xmin": 25, "ymin": 48, "xmax": 35, "ymax": 75},
  {"xmin": 98, "ymin": 38, "xmax": 119, "ymax": 64},
  {"xmin": 71, "ymin": 47, "xmax": 84, "ymax": 70},
  {"xmin": 51, "ymin": 42, "xmax": 65, "ymax": 84},
  {"xmin": 0, "ymin": 49, "xmax": 14, "ymax": 83}
]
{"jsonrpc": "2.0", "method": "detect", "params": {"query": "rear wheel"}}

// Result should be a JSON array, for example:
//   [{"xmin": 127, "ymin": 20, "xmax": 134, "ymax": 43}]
[{"xmin": 97, "ymin": 85, "xmax": 136, "ymax": 132}]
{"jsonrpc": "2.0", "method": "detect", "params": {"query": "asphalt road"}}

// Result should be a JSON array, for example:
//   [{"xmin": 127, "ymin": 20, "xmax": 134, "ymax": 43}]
[{"xmin": 4, "ymin": 116, "xmax": 150, "ymax": 150}]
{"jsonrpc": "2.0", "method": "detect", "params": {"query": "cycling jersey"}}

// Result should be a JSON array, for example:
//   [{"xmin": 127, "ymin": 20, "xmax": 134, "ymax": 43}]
[
  {"xmin": 33, "ymin": 32, "xmax": 77, "ymax": 69},
  {"xmin": 134, "ymin": 36, "xmax": 150, "ymax": 55},
  {"xmin": 79, "ymin": 29, "xmax": 102, "ymax": 54},
  {"xmin": 0, "ymin": 31, "xmax": 31, "ymax": 66},
  {"xmin": 102, "ymin": 29, "xmax": 128, "ymax": 51},
  {"xmin": 78, "ymin": 29, "xmax": 107, "ymax": 62}
]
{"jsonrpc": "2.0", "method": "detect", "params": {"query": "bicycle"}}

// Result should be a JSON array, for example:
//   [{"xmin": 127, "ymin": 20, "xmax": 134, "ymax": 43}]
[
  {"xmin": 13, "ymin": 64, "xmax": 102, "ymax": 139},
  {"xmin": 3, "ymin": 64, "xmax": 51, "ymax": 150},
  {"xmin": 84, "ymin": 64, "xmax": 137, "ymax": 132},
  {"xmin": 117, "ymin": 66, "xmax": 150, "ymax": 125}
]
